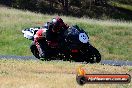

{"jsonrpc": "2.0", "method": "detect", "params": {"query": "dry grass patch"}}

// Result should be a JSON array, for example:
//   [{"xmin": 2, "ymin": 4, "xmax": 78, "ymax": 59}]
[{"xmin": 0, "ymin": 59, "xmax": 131, "ymax": 88}]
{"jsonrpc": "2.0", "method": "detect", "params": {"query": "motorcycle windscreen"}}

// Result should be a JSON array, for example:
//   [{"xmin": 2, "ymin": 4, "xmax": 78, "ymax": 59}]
[
  {"xmin": 66, "ymin": 27, "xmax": 80, "ymax": 43},
  {"xmin": 66, "ymin": 26, "xmax": 89, "ymax": 44}
]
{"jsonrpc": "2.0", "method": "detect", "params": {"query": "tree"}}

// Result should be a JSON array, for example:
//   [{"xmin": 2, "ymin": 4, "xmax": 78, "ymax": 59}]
[
  {"xmin": 0, "ymin": 0, "xmax": 12, "ymax": 6},
  {"xmin": 94, "ymin": 0, "xmax": 107, "ymax": 6},
  {"xmin": 58, "ymin": 0, "xmax": 69, "ymax": 14}
]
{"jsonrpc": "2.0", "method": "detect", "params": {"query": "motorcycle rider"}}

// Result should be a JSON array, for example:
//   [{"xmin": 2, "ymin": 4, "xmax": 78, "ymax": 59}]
[{"xmin": 34, "ymin": 16, "xmax": 69, "ymax": 58}]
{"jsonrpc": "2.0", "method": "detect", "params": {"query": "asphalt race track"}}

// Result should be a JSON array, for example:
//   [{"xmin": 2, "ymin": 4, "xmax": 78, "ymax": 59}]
[{"xmin": 0, "ymin": 55, "xmax": 132, "ymax": 66}]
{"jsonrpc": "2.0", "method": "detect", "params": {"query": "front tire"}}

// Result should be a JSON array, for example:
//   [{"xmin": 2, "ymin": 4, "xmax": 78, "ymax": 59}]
[
  {"xmin": 88, "ymin": 46, "xmax": 101, "ymax": 63},
  {"xmin": 81, "ymin": 44, "xmax": 101, "ymax": 63}
]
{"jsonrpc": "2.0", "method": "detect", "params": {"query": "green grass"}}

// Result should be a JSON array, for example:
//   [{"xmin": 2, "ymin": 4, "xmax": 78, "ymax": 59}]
[{"xmin": 0, "ymin": 7, "xmax": 132, "ymax": 61}]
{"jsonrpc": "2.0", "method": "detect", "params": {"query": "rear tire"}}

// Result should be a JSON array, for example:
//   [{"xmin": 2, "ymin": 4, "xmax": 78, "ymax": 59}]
[{"xmin": 30, "ymin": 42, "xmax": 40, "ymax": 59}]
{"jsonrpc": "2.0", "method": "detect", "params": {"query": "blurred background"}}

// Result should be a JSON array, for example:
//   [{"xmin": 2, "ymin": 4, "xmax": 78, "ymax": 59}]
[{"xmin": 0, "ymin": 0, "xmax": 132, "ymax": 21}]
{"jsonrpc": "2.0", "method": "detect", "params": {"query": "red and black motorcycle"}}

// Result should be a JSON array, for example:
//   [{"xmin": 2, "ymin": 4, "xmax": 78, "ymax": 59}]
[{"xmin": 22, "ymin": 25, "xmax": 101, "ymax": 63}]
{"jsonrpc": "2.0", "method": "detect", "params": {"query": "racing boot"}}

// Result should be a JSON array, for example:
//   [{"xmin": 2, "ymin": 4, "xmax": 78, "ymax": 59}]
[{"xmin": 38, "ymin": 47, "xmax": 45, "ymax": 58}]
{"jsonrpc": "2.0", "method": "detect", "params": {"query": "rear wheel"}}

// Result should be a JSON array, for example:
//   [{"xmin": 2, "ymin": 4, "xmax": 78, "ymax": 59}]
[{"xmin": 30, "ymin": 42, "xmax": 40, "ymax": 59}]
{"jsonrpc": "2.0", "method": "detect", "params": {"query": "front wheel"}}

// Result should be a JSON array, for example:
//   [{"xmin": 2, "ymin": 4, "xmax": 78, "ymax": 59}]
[
  {"xmin": 87, "ymin": 46, "xmax": 101, "ymax": 63},
  {"xmin": 82, "ymin": 44, "xmax": 101, "ymax": 63},
  {"xmin": 89, "ymin": 51, "xmax": 101, "ymax": 63}
]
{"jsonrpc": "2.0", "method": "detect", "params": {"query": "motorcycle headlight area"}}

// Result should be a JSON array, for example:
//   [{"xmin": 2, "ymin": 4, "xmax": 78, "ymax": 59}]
[{"xmin": 79, "ymin": 33, "xmax": 89, "ymax": 43}]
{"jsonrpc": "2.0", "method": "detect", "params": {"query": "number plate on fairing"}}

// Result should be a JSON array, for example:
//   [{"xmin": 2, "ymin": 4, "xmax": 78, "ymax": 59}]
[{"xmin": 79, "ymin": 33, "xmax": 89, "ymax": 43}]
